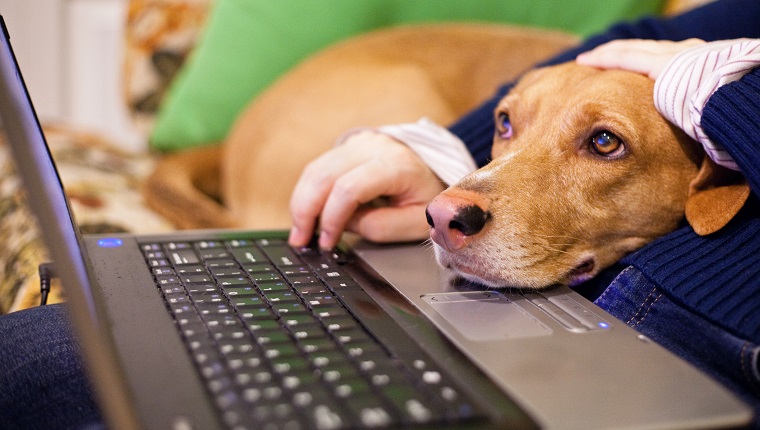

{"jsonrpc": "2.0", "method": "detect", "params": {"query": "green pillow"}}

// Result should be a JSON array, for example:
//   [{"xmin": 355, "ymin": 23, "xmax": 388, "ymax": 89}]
[{"xmin": 149, "ymin": 0, "xmax": 663, "ymax": 151}]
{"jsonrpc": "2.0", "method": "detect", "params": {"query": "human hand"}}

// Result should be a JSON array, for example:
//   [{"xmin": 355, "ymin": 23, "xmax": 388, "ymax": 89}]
[
  {"xmin": 288, "ymin": 130, "xmax": 445, "ymax": 249},
  {"xmin": 576, "ymin": 38, "xmax": 705, "ymax": 80}
]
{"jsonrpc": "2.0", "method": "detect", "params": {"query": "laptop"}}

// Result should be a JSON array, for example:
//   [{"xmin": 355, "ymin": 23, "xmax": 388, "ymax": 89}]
[{"xmin": 0, "ymin": 15, "xmax": 753, "ymax": 430}]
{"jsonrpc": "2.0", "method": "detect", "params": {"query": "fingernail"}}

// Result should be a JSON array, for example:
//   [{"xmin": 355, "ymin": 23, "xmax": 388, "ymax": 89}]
[
  {"xmin": 318, "ymin": 232, "xmax": 333, "ymax": 250},
  {"xmin": 288, "ymin": 227, "xmax": 303, "ymax": 246}
]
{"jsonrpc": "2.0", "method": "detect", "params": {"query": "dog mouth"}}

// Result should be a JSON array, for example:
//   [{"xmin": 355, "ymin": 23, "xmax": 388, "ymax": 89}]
[
  {"xmin": 565, "ymin": 258, "xmax": 596, "ymax": 287},
  {"xmin": 435, "ymin": 244, "xmax": 598, "ymax": 289},
  {"xmin": 445, "ymin": 262, "xmax": 506, "ymax": 289}
]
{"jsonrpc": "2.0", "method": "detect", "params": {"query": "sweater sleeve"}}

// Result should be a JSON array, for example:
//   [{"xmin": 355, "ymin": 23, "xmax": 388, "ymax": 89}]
[
  {"xmin": 702, "ymin": 67, "xmax": 760, "ymax": 194},
  {"xmin": 449, "ymin": 0, "xmax": 760, "ymax": 167}
]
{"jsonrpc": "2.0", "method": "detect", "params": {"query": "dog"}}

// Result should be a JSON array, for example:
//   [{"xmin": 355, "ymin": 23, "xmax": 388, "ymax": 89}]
[
  {"xmin": 143, "ymin": 23, "xmax": 748, "ymax": 292},
  {"xmin": 425, "ymin": 62, "xmax": 750, "ymax": 290},
  {"xmin": 142, "ymin": 24, "xmax": 579, "ymax": 229}
]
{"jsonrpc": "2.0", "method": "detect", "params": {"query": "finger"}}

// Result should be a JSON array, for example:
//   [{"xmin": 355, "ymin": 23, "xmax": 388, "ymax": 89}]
[
  {"xmin": 288, "ymin": 149, "xmax": 366, "ymax": 246},
  {"xmin": 288, "ymin": 162, "xmax": 334, "ymax": 246},
  {"xmin": 577, "ymin": 40, "xmax": 661, "ymax": 75},
  {"xmin": 347, "ymin": 204, "xmax": 431, "ymax": 243},
  {"xmin": 317, "ymin": 158, "xmax": 407, "ymax": 248},
  {"xmin": 577, "ymin": 39, "xmax": 705, "ymax": 80}
]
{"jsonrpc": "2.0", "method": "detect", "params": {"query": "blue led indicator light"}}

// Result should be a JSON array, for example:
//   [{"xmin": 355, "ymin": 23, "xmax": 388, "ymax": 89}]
[
  {"xmin": 97, "ymin": 238, "xmax": 123, "ymax": 248},
  {"xmin": 598, "ymin": 321, "xmax": 610, "ymax": 329}
]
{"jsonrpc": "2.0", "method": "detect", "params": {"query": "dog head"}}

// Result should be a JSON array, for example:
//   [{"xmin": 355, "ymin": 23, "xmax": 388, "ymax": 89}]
[{"xmin": 426, "ymin": 62, "xmax": 748, "ymax": 289}]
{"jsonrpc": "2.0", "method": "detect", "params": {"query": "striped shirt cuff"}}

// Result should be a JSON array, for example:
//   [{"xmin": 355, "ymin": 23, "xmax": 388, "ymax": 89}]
[{"xmin": 654, "ymin": 38, "xmax": 760, "ymax": 171}]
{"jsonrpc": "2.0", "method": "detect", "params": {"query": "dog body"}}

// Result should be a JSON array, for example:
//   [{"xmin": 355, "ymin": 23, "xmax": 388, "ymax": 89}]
[
  {"xmin": 426, "ymin": 62, "xmax": 747, "ymax": 289},
  {"xmin": 143, "ymin": 24, "xmax": 579, "ymax": 229}
]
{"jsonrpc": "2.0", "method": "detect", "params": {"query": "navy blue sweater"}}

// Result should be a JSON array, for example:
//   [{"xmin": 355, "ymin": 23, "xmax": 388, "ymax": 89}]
[{"xmin": 449, "ymin": 0, "xmax": 760, "ymax": 343}]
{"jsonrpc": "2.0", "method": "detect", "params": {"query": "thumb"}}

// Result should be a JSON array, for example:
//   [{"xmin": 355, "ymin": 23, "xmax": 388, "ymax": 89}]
[{"xmin": 347, "ymin": 204, "xmax": 431, "ymax": 243}]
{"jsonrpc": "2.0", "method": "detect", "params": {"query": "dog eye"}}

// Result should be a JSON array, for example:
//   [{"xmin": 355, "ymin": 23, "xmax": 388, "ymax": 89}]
[
  {"xmin": 590, "ymin": 131, "xmax": 625, "ymax": 157},
  {"xmin": 496, "ymin": 112, "xmax": 513, "ymax": 139}
]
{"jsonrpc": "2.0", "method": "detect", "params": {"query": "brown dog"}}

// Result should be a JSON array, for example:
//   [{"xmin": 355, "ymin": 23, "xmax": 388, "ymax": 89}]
[
  {"xmin": 425, "ymin": 62, "xmax": 749, "ymax": 289},
  {"xmin": 142, "ymin": 24, "xmax": 579, "ymax": 229}
]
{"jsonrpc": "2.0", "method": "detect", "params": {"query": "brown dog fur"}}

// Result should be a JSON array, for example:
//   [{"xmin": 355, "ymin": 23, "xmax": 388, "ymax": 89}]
[
  {"xmin": 142, "ymin": 24, "xmax": 579, "ymax": 229},
  {"xmin": 426, "ymin": 62, "xmax": 749, "ymax": 289}
]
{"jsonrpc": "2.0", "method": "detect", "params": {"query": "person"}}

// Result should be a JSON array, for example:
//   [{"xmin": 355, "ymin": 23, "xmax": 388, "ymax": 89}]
[
  {"xmin": 1, "ymin": 0, "xmax": 758, "ymax": 428},
  {"xmin": 288, "ymin": 0, "xmax": 760, "ymax": 420}
]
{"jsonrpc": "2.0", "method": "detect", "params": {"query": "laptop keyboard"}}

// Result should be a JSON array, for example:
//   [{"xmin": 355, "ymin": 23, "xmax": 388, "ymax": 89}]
[{"xmin": 141, "ymin": 237, "xmax": 483, "ymax": 430}]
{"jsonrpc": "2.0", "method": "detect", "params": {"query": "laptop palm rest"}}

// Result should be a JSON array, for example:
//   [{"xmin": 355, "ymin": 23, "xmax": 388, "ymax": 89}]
[
  {"xmin": 352, "ymin": 241, "xmax": 753, "ymax": 429},
  {"xmin": 421, "ymin": 292, "xmax": 552, "ymax": 340}
]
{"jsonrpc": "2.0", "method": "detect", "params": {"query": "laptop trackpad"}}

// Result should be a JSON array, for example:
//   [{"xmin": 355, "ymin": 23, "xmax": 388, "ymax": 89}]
[{"xmin": 421, "ymin": 292, "xmax": 552, "ymax": 341}]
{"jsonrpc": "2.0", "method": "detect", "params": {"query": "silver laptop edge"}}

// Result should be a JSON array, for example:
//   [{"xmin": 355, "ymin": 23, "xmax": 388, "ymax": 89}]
[{"xmin": 0, "ymin": 18, "xmax": 142, "ymax": 429}]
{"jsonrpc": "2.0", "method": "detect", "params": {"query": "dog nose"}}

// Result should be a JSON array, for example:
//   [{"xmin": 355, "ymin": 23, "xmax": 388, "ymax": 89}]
[
  {"xmin": 426, "ymin": 196, "xmax": 490, "ymax": 250},
  {"xmin": 426, "ymin": 204, "xmax": 490, "ymax": 235}
]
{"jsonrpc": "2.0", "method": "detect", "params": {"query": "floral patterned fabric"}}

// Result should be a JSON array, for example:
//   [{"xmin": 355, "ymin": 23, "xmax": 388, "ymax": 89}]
[
  {"xmin": 0, "ymin": 0, "xmax": 211, "ymax": 313},
  {"xmin": 124, "ymin": 0, "xmax": 212, "ymax": 135},
  {"xmin": 0, "ymin": 128, "xmax": 175, "ymax": 313}
]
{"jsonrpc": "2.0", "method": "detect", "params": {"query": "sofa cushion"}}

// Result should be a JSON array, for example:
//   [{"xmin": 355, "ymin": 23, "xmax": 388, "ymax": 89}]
[{"xmin": 149, "ymin": 0, "xmax": 664, "ymax": 152}]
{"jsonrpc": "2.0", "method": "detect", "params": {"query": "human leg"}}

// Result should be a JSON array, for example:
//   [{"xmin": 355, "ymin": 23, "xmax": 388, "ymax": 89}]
[{"xmin": 0, "ymin": 304, "xmax": 102, "ymax": 430}]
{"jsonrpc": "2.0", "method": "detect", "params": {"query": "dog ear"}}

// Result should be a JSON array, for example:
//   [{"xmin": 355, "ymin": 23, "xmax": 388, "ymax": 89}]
[{"xmin": 685, "ymin": 154, "xmax": 750, "ymax": 235}]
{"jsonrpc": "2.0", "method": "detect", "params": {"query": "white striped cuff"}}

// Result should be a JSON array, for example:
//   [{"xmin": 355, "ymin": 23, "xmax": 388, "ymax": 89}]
[
  {"xmin": 654, "ymin": 38, "xmax": 760, "ymax": 171},
  {"xmin": 335, "ymin": 118, "xmax": 477, "ymax": 186}
]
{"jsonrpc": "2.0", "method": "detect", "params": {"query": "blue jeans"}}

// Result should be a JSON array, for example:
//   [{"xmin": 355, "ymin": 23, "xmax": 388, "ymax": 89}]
[
  {"xmin": 0, "ymin": 304, "xmax": 102, "ymax": 430},
  {"xmin": 594, "ymin": 266, "xmax": 760, "ymax": 427},
  {"xmin": 1, "ymin": 269, "xmax": 758, "ymax": 429}
]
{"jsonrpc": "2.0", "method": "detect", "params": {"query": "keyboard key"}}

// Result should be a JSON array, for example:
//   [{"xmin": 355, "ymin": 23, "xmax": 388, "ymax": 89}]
[
  {"xmin": 218, "ymin": 339, "xmax": 257, "ymax": 356},
  {"xmin": 333, "ymin": 377, "xmax": 371, "ymax": 398},
  {"xmin": 229, "ymin": 296, "xmax": 265, "ymax": 307},
  {"xmin": 231, "ymin": 247, "xmax": 266, "ymax": 264},
  {"xmin": 205, "ymin": 259, "xmax": 237, "ymax": 269},
  {"xmin": 306, "ymin": 404, "xmax": 346, "ymax": 430},
  {"xmin": 223, "ymin": 285, "xmax": 259, "ymax": 297},
  {"xmin": 182, "ymin": 274, "xmax": 212, "ymax": 283},
  {"xmin": 255, "ymin": 330, "xmax": 294, "ymax": 345},
  {"xmin": 320, "ymin": 364, "xmax": 360, "ymax": 384},
  {"xmin": 271, "ymin": 357, "xmax": 311, "ymax": 375},
  {"xmin": 281, "ymin": 266, "xmax": 311, "ymax": 276},
  {"xmin": 261, "ymin": 244, "xmax": 303, "ymax": 267},
  {"xmin": 199, "ymin": 249, "xmax": 230, "ymax": 260},
  {"xmin": 237, "ymin": 305, "xmax": 277, "ymax": 321},
  {"xmin": 224, "ymin": 353, "xmax": 264, "ymax": 370},
  {"xmin": 272, "ymin": 301, "xmax": 309, "ymax": 315},
  {"xmin": 241, "ymin": 262, "xmax": 276, "ymax": 274},
  {"xmin": 185, "ymin": 283, "xmax": 218, "ymax": 294},
  {"xmin": 175, "ymin": 265, "xmax": 207, "ymax": 275},
  {"xmin": 298, "ymin": 338, "xmax": 338, "ymax": 355},
  {"xmin": 196, "ymin": 302, "xmax": 235, "ymax": 317},
  {"xmin": 209, "ymin": 266, "xmax": 244, "ymax": 277},
  {"xmin": 189, "ymin": 291, "xmax": 225, "ymax": 304},
  {"xmin": 262, "ymin": 291, "xmax": 300, "ymax": 303},
  {"xmin": 264, "ymin": 343, "xmax": 301, "ymax": 359},
  {"xmin": 291, "ymin": 325, "xmax": 329, "ymax": 341},
  {"xmin": 294, "ymin": 284, "xmax": 329, "ymax": 296},
  {"xmin": 217, "ymin": 276, "xmax": 251, "ymax": 287},
  {"xmin": 167, "ymin": 249, "xmax": 200, "ymax": 265},
  {"xmin": 250, "ymin": 272, "xmax": 285, "ymax": 283},
  {"xmin": 257, "ymin": 281, "xmax": 290, "ymax": 293},
  {"xmin": 282, "ymin": 313, "xmax": 319, "ymax": 327}
]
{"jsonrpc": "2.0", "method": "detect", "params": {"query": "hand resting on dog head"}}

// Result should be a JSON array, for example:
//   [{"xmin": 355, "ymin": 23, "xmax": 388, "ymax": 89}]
[{"xmin": 577, "ymin": 38, "xmax": 752, "ymax": 235}]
